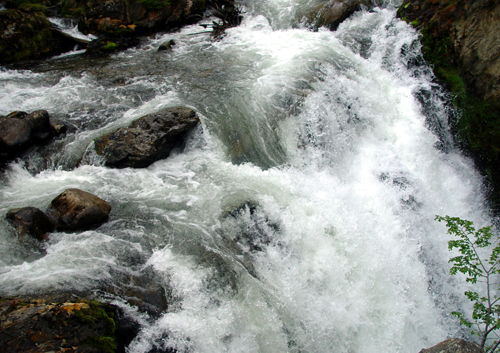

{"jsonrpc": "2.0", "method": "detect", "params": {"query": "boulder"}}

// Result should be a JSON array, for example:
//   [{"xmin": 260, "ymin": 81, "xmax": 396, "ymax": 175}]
[
  {"xmin": 419, "ymin": 338, "xmax": 484, "ymax": 353},
  {"xmin": 0, "ymin": 110, "xmax": 54, "ymax": 162},
  {"xmin": 0, "ymin": 297, "xmax": 118, "ymax": 353},
  {"xmin": 94, "ymin": 106, "xmax": 200, "ymax": 168},
  {"xmin": 6, "ymin": 207, "xmax": 55, "ymax": 241},
  {"xmin": 46, "ymin": 189, "xmax": 111, "ymax": 231},
  {"xmin": 305, "ymin": 0, "xmax": 382, "ymax": 31}
]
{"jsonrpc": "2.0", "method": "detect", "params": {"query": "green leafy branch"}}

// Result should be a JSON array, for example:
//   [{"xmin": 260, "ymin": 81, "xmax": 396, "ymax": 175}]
[{"xmin": 436, "ymin": 215, "xmax": 500, "ymax": 352}]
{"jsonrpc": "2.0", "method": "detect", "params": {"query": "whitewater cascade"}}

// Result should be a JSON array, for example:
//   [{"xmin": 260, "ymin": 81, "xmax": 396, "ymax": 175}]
[{"xmin": 0, "ymin": 0, "xmax": 494, "ymax": 352}]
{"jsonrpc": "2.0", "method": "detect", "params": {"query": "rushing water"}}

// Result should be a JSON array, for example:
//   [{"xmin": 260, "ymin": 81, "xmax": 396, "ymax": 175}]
[{"xmin": 0, "ymin": 1, "xmax": 495, "ymax": 352}]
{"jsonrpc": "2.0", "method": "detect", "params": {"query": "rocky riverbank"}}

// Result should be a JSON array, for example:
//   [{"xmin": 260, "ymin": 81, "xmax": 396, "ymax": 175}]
[
  {"xmin": 0, "ymin": 0, "xmax": 241, "ymax": 64},
  {"xmin": 398, "ymin": 0, "xmax": 500, "ymax": 211}
]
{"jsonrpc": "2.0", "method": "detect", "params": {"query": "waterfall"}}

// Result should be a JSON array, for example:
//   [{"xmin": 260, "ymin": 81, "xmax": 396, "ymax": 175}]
[{"xmin": 0, "ymin": 1, "xmax": 493, "ymax": 352}]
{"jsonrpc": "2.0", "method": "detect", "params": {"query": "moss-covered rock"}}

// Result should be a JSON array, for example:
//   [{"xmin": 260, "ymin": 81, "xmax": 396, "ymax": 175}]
[
  {"xmin": 398, "ymin": 0, "xmax": 500, "ymax": 211},
  {"xmin": 0, "ymin": 298, "xmax": 118, "ymax": 353},
  {"xmin": 0, "ymin": 9, "xmax": 53, "ymax": 63}
]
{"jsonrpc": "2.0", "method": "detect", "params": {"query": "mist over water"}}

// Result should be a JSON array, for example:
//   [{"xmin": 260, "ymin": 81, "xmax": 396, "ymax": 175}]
[{"xmin": 0, "ymin": 1, "xmax": 494, "ymax": 352}]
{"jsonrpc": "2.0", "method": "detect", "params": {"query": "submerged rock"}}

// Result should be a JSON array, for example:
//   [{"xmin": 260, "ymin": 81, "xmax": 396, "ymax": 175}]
[
  {"xmin": 0, "ymin": 297, "xmax": 118, "ymax": 353},
  {"xmin": 6, "ymin": 207, "xmax": 54, "ymax": 241},
  {"xmin": 419, "ymin": 338, "xmax": 484, "ymax": 353},
  {"xmin": 46, "ymin": 188, "xmax": 112, "ymax": 231},
  {"xmin": 94, "ymin": 107, "xmax": 200, "ymax": 168}
]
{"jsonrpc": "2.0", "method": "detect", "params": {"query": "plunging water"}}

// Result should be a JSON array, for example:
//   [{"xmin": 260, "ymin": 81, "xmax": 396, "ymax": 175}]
[{"xmin": 0, "ymin": 1, "xmax": 493, "ymax": 352}]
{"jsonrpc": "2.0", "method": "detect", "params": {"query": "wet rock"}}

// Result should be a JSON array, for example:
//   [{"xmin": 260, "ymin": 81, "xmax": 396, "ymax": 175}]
[
  {"xmin": 6, "ymin": 207, "xmax": 55, "ymax": 241},
  {"xmin": 0, "ymin": 110, "xmax": 54, "ymax": 163},
  {"xmin": 305, "ymin": 0, "xmax": 381, "ymax": 31},
  {"xmin": 46, "ymin": 188, "xmax": 112, "ymax": 231},
  {"xmin": 0, "ymin": 297, "xmax": 118, "ymax": 353},
  {"xmin": 94, "ymin": 106, "xmax": 200, "ymax": 168},
  {"xmin": 158, "ymin": 39, "xmax": 175, "ymax": 51},
  {"xmin": 419, "ymin": 338, "xmax": 484, "ymax": 353}
]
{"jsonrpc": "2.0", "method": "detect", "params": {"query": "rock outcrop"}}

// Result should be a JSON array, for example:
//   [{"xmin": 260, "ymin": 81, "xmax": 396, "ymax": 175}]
[
  {"xmin": 398, "ymin": 0, "xmax": 500, "ymax": 211},
  {"xmin": 398, "ymin": 0, "xmax": 500, "ymax": 105},
  {"xmin": 0, "ymin": 110, "xmax": 54, "ymax": 163},
  {"xmin": 46, "ymin": 189, "xmax": 112, "ymax": 231},
  {"xmin": 419, "ymin": 338, "xmax": 484, "ymax": 353},
  {"xmin": 94, "ymin": 106, "xmax": 200, "ymax": 168}
]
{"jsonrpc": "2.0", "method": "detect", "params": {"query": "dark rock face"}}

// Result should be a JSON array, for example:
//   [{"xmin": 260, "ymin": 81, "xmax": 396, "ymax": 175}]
[
  {"xmin": 6, "ymin": 207, "xmax": 55, "ymax": 241},
  {"xmin": 46, "ymin": 189, "xmax": 112, "ymax": 231},
  {"xmin": 94, "ymin": 107, "xmax": 200, "ymax": 168},
  {"xmin": 398, "ymin": 0, "xmax": 500, "ymax": 105},
  {"xmin": 419, "ymin": 338, "xmax": 484, "ymax": 353},
  {"xmin": 398, "ymin": 0, "xmax": 500, "ymax": 211},
  {"xmin": 71, "ymin": 0, "xmax": 208, "ymax": 35},
  {"xmin": 0, "ymin": 110, "xmax": 54, "ymax": 163},
  {"xmin": 0, "ymin": 298, "xmax": 118, "ymax": 353}
]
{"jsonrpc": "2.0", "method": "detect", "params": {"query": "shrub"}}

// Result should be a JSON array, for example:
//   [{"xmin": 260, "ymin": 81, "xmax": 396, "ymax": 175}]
[{"xmin": 436, "ymin": 215, "xmax": 500, "ymax": 352}]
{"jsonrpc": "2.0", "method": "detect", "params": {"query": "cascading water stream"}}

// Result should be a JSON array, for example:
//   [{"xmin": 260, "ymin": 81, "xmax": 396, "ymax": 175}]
[{"xmin": 0, "ymin": 0, "xmax": 495, "ymax": 352}]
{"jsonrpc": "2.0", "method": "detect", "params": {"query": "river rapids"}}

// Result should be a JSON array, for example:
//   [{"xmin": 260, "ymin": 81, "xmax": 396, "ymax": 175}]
[{"xmin": 0, "ymin": 0, "xmax": 495, "ymax": 352}]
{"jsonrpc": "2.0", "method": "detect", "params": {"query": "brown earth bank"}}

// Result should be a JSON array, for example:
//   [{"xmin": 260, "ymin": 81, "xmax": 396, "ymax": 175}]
[{"xmin": 398, "ymin": 0, "xmax": 500, "ymax": 212}]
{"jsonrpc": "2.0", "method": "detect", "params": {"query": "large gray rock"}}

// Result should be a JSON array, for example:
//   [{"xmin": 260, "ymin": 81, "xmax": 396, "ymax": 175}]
[
  {"xmin": 46, "ymin": 189, "xmax": 111, "ymax": 231},
  {"xmin": 94, "ymin": 106, "xmax": 200, "ymax": 168},
  {"xmin": 0, "ymin": 110, "xmax": 53, "ymax": 162},
  {"xmin": 419, "ymin": 338, "xmax": 484, "ymax": 353},
  {"xmin": 6, "ymin": 207, "xmax": 55, "ymax": 241}
]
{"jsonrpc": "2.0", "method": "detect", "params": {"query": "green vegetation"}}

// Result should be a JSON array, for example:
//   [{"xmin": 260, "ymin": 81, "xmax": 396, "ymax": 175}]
[
  {"xmin": 436, "ymin": 215, "xmax": 500, "ymax": 352},
  {"xmin": 102, "ymin": 41, "xmax": 118, "ymax": 51}
]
